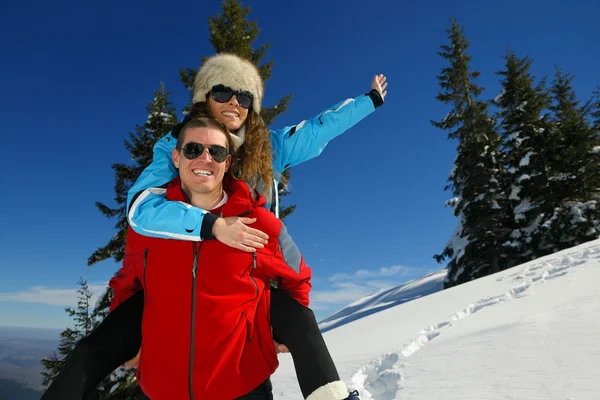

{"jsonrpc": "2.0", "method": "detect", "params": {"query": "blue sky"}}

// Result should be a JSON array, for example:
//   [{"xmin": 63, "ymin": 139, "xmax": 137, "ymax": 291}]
[{"xmin": 1, "ymin": 0, "xmax": 598, "ymax": 330}]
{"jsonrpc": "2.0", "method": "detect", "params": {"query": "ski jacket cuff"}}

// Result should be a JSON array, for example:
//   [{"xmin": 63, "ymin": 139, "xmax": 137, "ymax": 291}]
[
  {"xmin": 367, "ymin": 89, "xmax": 384, "ymax": 108},
  {"xmin": 200, "ymin": 213, "xmax": 219, "ymax": 240}
]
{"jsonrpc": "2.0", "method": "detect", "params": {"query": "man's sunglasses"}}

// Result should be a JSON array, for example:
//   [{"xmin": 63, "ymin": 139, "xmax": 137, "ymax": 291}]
[
  {"xmin": 182, "ymin": 142, "xmax": 229, "ymax": 163},
  {"xmin": 210, "ymin": 84, "xmax": 253, "ymax": 109}
]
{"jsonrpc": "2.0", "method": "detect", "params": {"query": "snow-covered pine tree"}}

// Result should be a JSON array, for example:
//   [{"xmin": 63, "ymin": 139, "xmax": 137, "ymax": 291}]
[
  {"xmin": 88, "ymin": 83, "xmax": 177, "ymax": 267},
  {"xmin": 493, "ymin": 51, "xmax": 557, "ymax": 264},
  {"xmin": 591, "ymin": 86, "xmax": 600, "ymax": 129},
  {"xmin": 433, "ymin": 19, "xmax": 509, "ymax": 288},
  {"xmin": 534, "ymin": 69, "xmax": 600, "ymax": 250},
  {"xmin": 41, "ymin": 279, "xmax": 95, "ymax": 389},
  {"xmin": 179, "ymin": 0, "xmax": 296, "ymax": 219}
]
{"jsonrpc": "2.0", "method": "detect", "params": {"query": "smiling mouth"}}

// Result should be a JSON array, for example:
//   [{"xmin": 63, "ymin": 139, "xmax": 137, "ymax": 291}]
[
  {"xmin": 193, "ymin": 169, "xmax": 213, "ymax": 176},
  {"xmin": 221, "ymin": 111, "xmax": 239, "ymax": 118}
]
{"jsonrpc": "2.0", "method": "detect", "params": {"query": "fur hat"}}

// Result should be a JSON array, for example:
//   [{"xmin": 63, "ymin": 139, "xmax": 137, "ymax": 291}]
[{"xmin": 192, "ymin": 53, "xmax": 264, "ymax": 112}]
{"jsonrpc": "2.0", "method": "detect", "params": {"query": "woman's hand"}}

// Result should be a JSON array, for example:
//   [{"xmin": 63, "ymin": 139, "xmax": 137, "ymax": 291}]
[
  {"xmin": 274, "ymin": 339, "xmax": 290, "ymax": 354},
  {"xmin": 122, "ymin": 349, "xmax": 141, "ymax": 369},
  {"xmin": 371, "ymin": 74, "xmax": 388, "ymax": 101},
  {"xmin": 213, "ymin": 216, "xmax": 269, "ymax": 252}
]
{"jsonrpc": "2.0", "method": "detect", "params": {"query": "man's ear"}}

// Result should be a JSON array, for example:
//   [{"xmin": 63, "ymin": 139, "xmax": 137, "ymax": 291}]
[
  {"xmin": 172, "ymin": 148, "xmax": 181, "ymax": 169},
  {"xmin": 225, "ymin": 154, "xmax": 232, "ymax": 172}
]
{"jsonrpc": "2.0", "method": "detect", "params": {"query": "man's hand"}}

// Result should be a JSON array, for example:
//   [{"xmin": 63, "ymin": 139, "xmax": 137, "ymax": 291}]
[
  {"xmin": 371, "ymin": 74, "xmax": 388, "ymax": 101},
  {"xmin": 212, "ymin": 216, "xmax": 269, "ymax": 252},
  {"xmin": 274, "ymin": 340, "xmax": 289, "ymax": 354},
  {"xmin": 122, "ymin": 349, "xmax": 140, "ymax": 369}
]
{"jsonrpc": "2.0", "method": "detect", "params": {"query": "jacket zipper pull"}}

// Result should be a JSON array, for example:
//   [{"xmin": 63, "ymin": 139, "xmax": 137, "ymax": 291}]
[
  {"xmin": 193, "ymin": 250, "xmax": 198, "ymax": 278},
  {"xmin": 252, "ymin": 252, "xmax": 257, "ymax": 269}
]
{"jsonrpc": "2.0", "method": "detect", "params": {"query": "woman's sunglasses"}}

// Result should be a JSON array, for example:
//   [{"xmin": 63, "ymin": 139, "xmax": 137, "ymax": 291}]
[
  {"xmin": 210, "ymin": 84, "xmax": 253, "ymax": 109},
  {"xmin": 182, "ymin": 142, "xmax": 229, "ymax": 163}
]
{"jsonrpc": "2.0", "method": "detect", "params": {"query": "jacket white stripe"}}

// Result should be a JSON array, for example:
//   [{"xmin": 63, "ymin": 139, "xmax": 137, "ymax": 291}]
[{"xmin": 128, "ymin": 187, "xmax": 169, "ymax": 228}]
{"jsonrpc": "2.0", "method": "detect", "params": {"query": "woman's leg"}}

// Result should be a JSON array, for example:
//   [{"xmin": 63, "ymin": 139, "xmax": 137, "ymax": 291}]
[
  {"xmin": 41, "ymin": 291, "xmax": 144, "ymax": 400},
  {"xmin": 270, "ymin": 289, "xmax": 346, "ymax": 399},
  {"xmin": 235, "ymin": 378, "xmax": 274, "ymax": 400}
]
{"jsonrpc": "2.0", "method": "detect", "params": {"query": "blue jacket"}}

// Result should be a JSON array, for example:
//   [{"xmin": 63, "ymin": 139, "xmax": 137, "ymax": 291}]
[{"xmin": 127, "ymin": 91, "xmax": 381, "ymax": 241}]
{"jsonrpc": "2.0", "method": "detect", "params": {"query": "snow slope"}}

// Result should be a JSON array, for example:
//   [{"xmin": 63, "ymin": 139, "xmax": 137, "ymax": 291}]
[
  {"xmin": 318, "ymin": 269, "xmax": 446, "ymax": 333},
  {"xmin": 272, "ymin": 239, "xmax": 600, "ymax": 399}
]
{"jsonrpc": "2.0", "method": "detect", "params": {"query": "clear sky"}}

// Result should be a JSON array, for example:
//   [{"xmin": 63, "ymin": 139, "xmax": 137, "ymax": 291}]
[{"xmin": 1, "ymin": 0, "xmax": 598, "ymax": 329}]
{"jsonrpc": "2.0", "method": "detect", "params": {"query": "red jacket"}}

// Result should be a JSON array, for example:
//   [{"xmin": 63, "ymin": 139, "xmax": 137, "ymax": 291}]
[{"xmin": 109, "ymin": 176, "xmax": 312, "ymax": 400}]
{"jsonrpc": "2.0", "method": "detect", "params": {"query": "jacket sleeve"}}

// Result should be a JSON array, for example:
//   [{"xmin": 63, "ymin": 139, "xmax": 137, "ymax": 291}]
[
  {"xmin": 270, "ymin": 223, "xmax": 312, "ymax": 307},
  {"xmin": 109, "ymin": 229, "xmax": 143, "ymax": 312},
  {"xmin": 126, "ymin": 128, "xmax": 218, "ymax": 241},
  {"xmin": 270, "ymin": 90, "xmax": 382, "ymax": 173}
]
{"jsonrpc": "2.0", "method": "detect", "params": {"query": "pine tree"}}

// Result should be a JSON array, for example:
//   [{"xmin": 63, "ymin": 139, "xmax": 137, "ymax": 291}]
[
  {"xmin": 433, "ymin": 19, "xmax": 509, "ymax": 287},
  {"xmin": 88, "ymin": 83, "xmax": 177, "ymax": 266},
  {"xmin": 493, "ymin": 51, "xmax": 555, "ymax": 264},
  {"xmin": 179, "ymin": 0, "xmax": 296, "ymax": 219},
  {"xmin": 590, "ymin": 86, "xmax": 600, "ymax": 130},
  {"xmin": 535, "ymin": 69, "xmax": 600, "ymax": 249},
  {"xmin": 41, "ymin": 279, "xmax": 94, "ymax": 388}
]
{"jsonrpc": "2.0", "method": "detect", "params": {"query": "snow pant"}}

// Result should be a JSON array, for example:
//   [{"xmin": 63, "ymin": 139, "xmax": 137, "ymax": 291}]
[
  {"xmin": 270, "ymin": 288, "xmax": 340, "ymax": 398},
  {"xmin": 41, "ymin": 289, "xmax": 339, "ymax": 400}
]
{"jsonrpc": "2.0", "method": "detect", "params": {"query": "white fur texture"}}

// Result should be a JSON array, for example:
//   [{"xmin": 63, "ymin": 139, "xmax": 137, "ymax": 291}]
[
  {"xmin": 192, "ymin": 53, "xmax": 263, "ymax": 112},
  {"xmin": 306, "ymin": 381, "xmax": 349, "ymax": 400}
]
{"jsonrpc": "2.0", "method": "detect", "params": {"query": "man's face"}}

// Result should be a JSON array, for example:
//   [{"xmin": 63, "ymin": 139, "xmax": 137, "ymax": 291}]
[{"xmin": 172, "ymin": 127, "xmax": 231, "ymax": 195}]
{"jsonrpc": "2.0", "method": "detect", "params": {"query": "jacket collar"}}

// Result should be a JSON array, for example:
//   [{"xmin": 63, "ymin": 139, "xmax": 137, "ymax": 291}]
[{"xmin": 166, "ymin": 175, "xmax": 265, "ymax": 217}]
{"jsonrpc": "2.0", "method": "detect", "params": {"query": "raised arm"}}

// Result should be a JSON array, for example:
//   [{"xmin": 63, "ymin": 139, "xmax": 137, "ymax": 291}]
[{"xmin": 270, "ymin": 75, "xmax": 387, "ymax": 173}]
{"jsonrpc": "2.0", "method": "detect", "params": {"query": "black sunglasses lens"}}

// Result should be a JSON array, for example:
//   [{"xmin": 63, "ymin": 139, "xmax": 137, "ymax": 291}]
[
  {"xmin": 182, "ymin": 143, "xmax": 228, "ymax": 163},
  {"xmin": 211, "ymin": 85, "xmax": 252, "ymax": 109},
  {"xmin": 208, "ymin": 145, "xmax": 228, "ymax": 162},
  {"xmin": 183, "ymin": 143, "xmax": 203, "ymax": 159},
  {"xmin": 211, "ymin": 87, "xmax": 233, "ymax": 103},
  {"xmin": 236, "ymin": 93, "xmax": 253, "ymax": 109}
]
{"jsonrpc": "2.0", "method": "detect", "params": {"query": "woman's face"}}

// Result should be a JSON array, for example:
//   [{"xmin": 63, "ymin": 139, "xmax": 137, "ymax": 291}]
[{"xmin": 208, "ymin": 94, "xmax": 250, "ymax": 132}]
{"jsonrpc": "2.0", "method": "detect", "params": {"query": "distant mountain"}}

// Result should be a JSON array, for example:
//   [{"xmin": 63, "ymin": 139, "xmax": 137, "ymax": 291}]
[
  {"xmin": 318, "ymin": 269, "xmax": 446, "ymax": 332},
  {"xmin": 0, "ymin": 326, "xmax": 59, "ymax": 391},
  {"xmin": 0, "ymin": 378, "xmax": 41, "ymax": 400}
]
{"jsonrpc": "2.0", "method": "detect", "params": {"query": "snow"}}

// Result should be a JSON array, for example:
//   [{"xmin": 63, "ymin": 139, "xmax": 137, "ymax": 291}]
[
  {"xmin": 591, "ymin": 146, "xmax": 600, "ymax": 154},
  {"xmin": 519, "ymin": 151, "xmax": 534, "ymax": 166},
  {"xmin": 449, "ymin": 165, "xmax": 457, "ymax": 178},
  {"xmin": 494, "ymin": 88, "xmax": 506, "ymax": 103},
  {"xmin": 443, "ymin": 217, "xmax": 469, "ymax": 262},
  {"xmin": 318, "ymin": 270, "xmax": 446, "ymax": 333},
  {"xmin": 509, "ymin": 184, "xmax": 521, "ymax": 201},
  {"xmin": 444, "ymin": 197, "xmax": 460, "ymax": 210},
  {"xmin": 516, "ymin": 173, "xmax": 531, "ymax": 183},
  {"xmin": 271, "ymin": 239, "xmax": 600, "ymax": 399},
  {"xmin": 569, "ymin": 200, "xmax": 597, "ymax": 224}
]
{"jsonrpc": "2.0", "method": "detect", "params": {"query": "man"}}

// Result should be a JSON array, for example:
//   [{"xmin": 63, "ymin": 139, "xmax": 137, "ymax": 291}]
[{"xmin": 109, "ymin": 117, "xmax": 312, "ymax": 399}]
